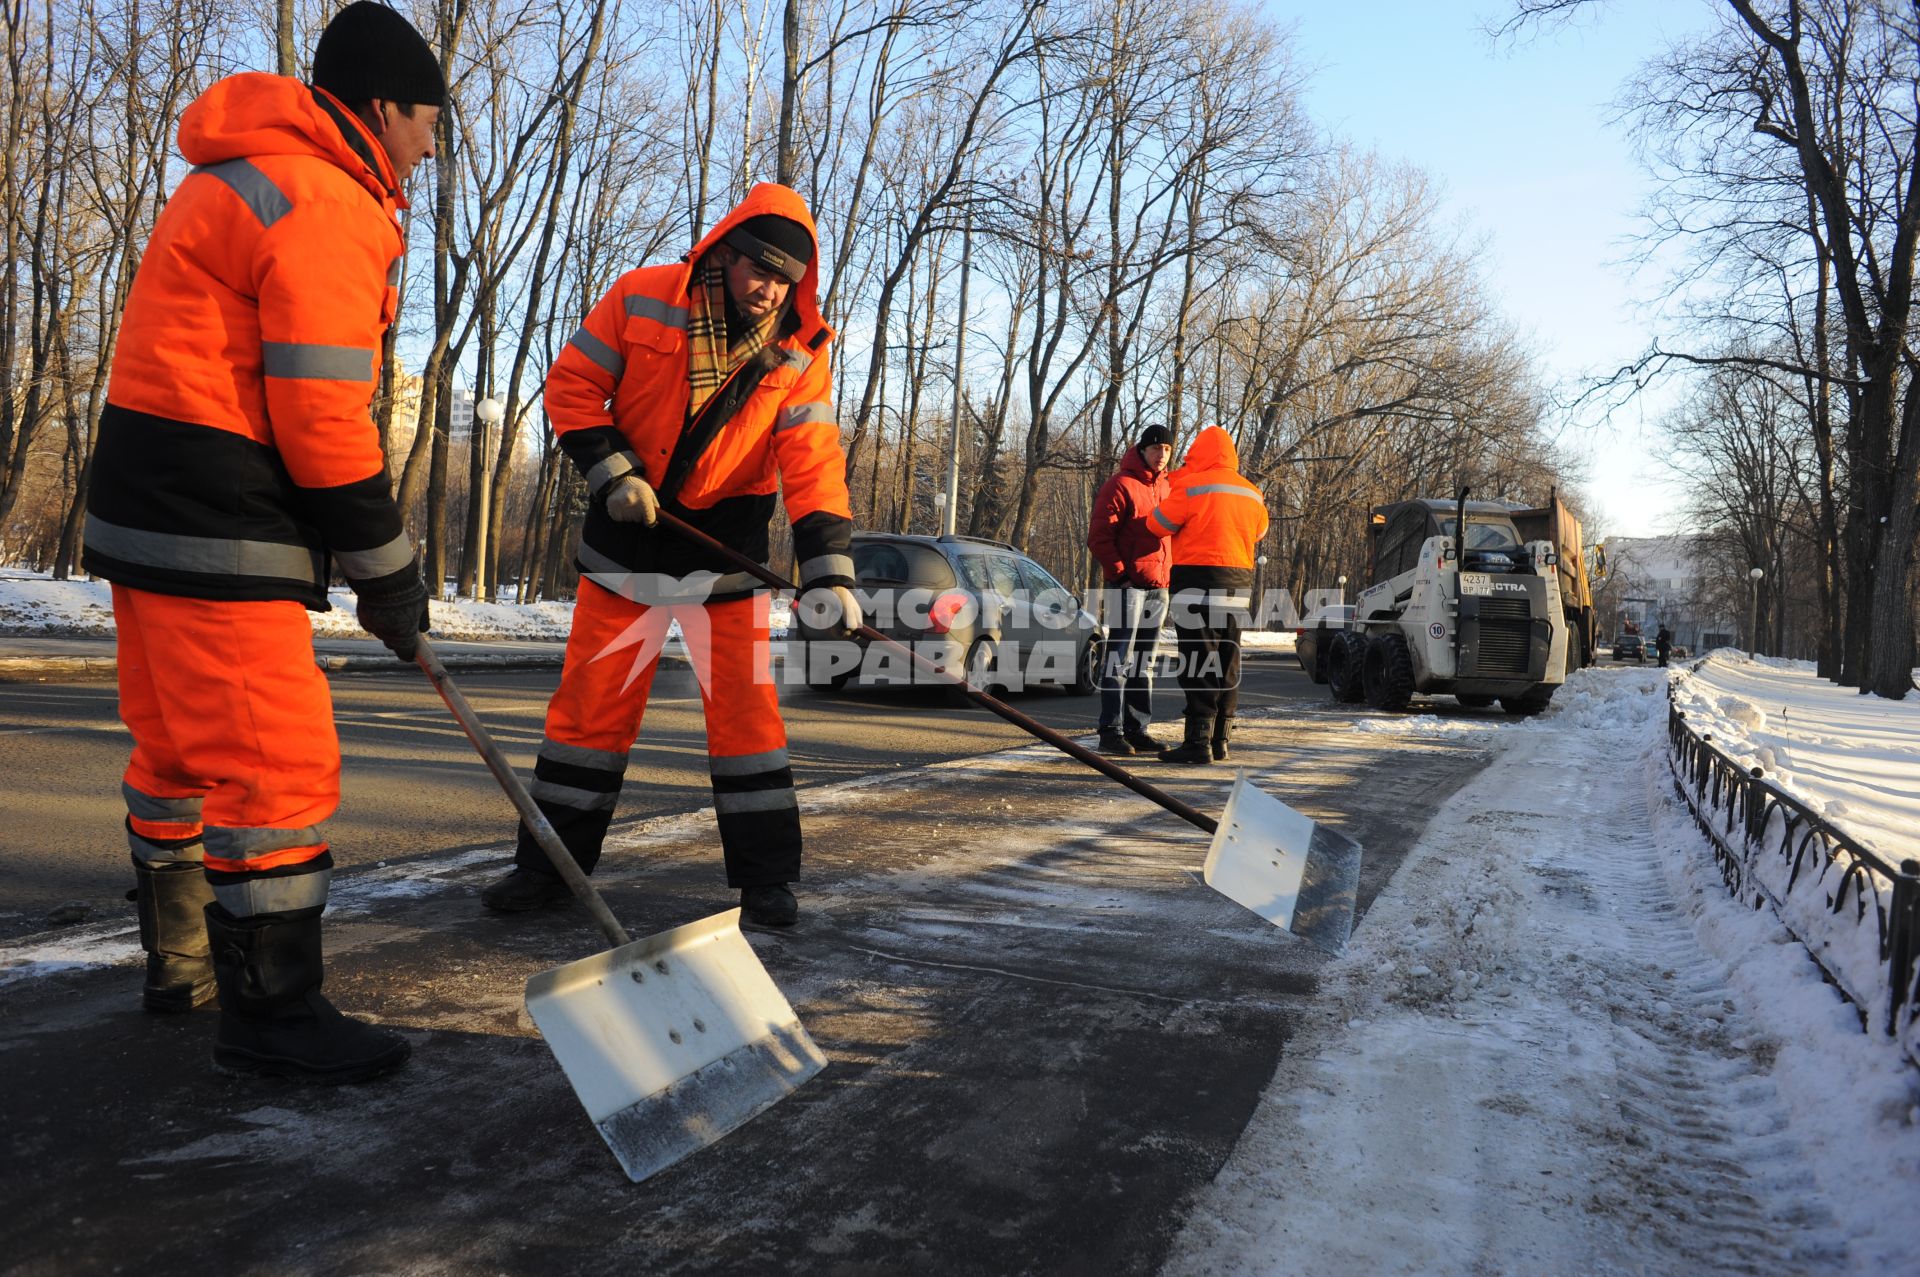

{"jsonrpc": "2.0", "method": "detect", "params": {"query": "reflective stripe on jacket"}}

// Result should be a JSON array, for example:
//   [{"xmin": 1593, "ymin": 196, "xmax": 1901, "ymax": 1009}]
[
  {"xmin": 1087, "ymin": 446, "xmax": 1171, "ymax": 588},
  {"xmin": 83, "ymin": 73, "xmax": 412, "ymax": 608},
  {"xmin": 1148, "ymin": 426, "xmax": 1270, "ymax": 580},
  {"xmin": 544, "ymin": 182, "xmax": 854, "ymax": 597}
]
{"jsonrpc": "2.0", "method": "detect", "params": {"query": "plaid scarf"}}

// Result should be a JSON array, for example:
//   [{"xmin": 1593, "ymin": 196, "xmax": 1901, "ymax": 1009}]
[{"xmin": 685, "ymin": 255, "xmax": 783, "ymax": 421}]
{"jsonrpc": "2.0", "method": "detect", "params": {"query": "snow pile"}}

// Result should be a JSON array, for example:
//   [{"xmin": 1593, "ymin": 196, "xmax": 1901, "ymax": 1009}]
[
  {"xmin": 1669, "ymin": 653, "xmax": 1920, "ymax": 1056},
  {"xmin": 1167, "ymin": 665, "xmax": 1919, "ymax": 1275}
]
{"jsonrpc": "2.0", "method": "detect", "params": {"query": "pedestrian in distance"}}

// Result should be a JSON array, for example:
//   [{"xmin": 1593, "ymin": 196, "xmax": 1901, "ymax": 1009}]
[
  {"xmin": 1087, "ymin": 424, "xmax": 1174, "ymax": 756},
  {"xmin": 82, "ymin": 1, "xmax": 445, "ymax": 1083},
  {"xmin": 1656, "ymin": 623, "xmax": 1673, "ymax": 668},
  {"xmin": 1147, "ymin": 426, "xmax": 1270, "ymax": 764},
  {"xmin": 478, "ymin": 183, "xmax": 859, "ymax": 931}
]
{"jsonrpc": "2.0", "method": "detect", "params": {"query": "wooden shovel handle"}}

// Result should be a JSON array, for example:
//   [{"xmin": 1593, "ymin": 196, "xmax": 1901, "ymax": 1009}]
[
  {"xmin": 656, "ymin": 511, "xmax": 1219, "ymax": 836},
  {"xmin": 414, "ymin": 636, "xmax": 633, "ymax": 948}
]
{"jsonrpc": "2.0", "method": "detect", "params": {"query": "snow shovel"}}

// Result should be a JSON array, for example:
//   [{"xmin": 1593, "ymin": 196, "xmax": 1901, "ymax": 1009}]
[
  {"xmin": 653, "ymin": 513, "xmax": 1363, "ymax": 955},
  {"xmin": 412, "ymin": 635, "xmax": 827, "ymax": 1184}
]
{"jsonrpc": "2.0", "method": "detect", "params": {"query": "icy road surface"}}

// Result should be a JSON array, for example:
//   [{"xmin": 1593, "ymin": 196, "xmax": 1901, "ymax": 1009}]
[{"xmin": 1167, "ymin": 668, "xmax": 1919, "ymax": 1275}]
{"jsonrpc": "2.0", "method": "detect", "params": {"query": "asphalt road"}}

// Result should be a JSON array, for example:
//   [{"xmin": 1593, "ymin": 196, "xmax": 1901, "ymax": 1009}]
[
  {"xmin": 0, "ymin": 663, "xmax": 1500, "ymax": 1276},
  {"xmin": 0, "ymin": 659, "xmax": 1318, "ymax": 940}
]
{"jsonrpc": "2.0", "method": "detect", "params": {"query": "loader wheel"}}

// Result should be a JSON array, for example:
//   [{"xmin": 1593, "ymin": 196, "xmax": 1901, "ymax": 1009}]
[
  {"xmin": 1565, "ymin": 627, "xmax": 1585, "ymax": 677},
  {"xmin": 1326, "ymin": 631, "xmax": 1369, "ymax": 704},
  {"xmin": 1362, "ymin": 633, "xmax": 1415, "ymax": 711},
  {"xmin": 1500, "ymin": 685, "xmax": 1556, "ymax": 716},
  {"xmin": 1456, "ymin": 693, "xmax": 1496, "ymax": 709}
]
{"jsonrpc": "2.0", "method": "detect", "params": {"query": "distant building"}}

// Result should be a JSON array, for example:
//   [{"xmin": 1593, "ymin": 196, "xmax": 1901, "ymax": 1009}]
[{"xmin": 1597, "ymin": 535, "xmax": 1739, "ymax": 652}]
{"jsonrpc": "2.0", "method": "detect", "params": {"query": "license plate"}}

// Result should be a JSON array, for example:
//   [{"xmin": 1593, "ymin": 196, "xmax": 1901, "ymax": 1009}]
[{"xmin": 1459, "ymin": 572, "xmax": 1491, "ymax": 597}]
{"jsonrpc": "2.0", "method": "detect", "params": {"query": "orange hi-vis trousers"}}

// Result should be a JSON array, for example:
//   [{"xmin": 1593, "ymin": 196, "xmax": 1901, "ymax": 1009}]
[
  {"xmin": 112, "ymin": 585, "xmax": 337, "ymax": 918},
  {"xmin": 514, "ymin": 578, "xmax": 800, "ymax": 886}
]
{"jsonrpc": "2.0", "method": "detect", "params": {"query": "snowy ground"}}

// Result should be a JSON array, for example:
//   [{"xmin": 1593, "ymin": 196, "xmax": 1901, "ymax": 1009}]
[
  {"xmin": 1167, "ymin": 667, "xmax": 1919, "ymax": 1275},
  {"xmin": 1668, "ymin": 652, "xmax": 1920, "ymax": 871}
]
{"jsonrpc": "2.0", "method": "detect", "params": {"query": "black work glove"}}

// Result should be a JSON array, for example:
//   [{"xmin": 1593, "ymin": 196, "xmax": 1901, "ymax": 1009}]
[{"xmin": 354, "ymin": 569, "xmax": 431, "ymax": 663}]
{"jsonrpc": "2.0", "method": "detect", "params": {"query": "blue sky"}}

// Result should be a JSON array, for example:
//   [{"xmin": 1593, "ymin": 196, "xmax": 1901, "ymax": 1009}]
[{"xmin": 1263, "ymin": 0, "xmax": 1717, "ymax": 538}]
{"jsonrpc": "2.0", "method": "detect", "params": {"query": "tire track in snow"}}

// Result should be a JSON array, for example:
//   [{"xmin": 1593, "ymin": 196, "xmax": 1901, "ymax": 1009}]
[{"xmin": 1165, "ymin": 670, "xmax": 1854, "ymax": 1276}]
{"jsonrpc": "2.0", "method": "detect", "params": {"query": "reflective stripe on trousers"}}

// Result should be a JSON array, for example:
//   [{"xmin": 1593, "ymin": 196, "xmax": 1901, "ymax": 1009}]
[{"xmin": 514, "ymin": 579, "xmax": 801, "ymax": 886}]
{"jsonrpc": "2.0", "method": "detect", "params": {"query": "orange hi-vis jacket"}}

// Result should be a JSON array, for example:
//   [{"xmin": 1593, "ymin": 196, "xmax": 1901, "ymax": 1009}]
[
  {"xmin": 544, "ymin": 183, "xmax": 854, "ymax": 602},
  {"xmin": 1148, "ymin": 426, "xmax": 1270, "ymax": 587},
  {"xmin": 83, "ymin": 73, "xmax": 415, "ymax": 608}
]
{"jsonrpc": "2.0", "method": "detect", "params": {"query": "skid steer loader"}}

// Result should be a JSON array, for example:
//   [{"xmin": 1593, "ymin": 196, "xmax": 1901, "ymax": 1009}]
[{"xmin": 1324, "ymin": 491, "xmax": 1568, "ymax": 716}]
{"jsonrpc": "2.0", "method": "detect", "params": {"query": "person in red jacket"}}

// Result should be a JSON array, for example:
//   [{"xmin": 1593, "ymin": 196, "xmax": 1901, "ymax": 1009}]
[
  {"xmin": 478, "ymin": 183, "xmax": 858, "ymax": 929},
  {"xmin": 1086, "ymin": 423, "xmax": 1173, "ymax": 755},
  {"xmin": 82, "ymin": 2, "xmax": 443, "ymax": 1082},
  {"xmin": 1146, "ymin": 426, "xmax": 1270, "ymax": 764}
]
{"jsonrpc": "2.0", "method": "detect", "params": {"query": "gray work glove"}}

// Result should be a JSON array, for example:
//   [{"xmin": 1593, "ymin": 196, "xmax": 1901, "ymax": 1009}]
[
  {"xmin": 605, "ymin": 475, "xmax": 658, "ymax": 525},
  {"xmin": 801, "ymin": 584, "xmax": 863, "ymax": 636},
  {"xmin": 355, "ymin": 571, "xmax": 431, "ymax": 663}
]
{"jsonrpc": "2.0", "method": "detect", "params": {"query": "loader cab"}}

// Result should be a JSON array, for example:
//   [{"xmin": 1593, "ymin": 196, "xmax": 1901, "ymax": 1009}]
[{"xmin": 1365, "ymin": 500, "xmax": 1531, "ymax": 586}]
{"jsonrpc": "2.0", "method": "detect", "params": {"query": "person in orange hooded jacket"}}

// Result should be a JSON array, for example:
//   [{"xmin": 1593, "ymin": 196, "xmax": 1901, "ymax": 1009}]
[
  {"xmin": 81, "ymin": 2, "xmax": 443, "ymax": 1083},
  {"xmin": 478, "ymin": 183, "xmax": 858, "ymax": 929},
  {"xmin": 1146, "ymin": 426, "xmax": 1270, "ymax": 763}
]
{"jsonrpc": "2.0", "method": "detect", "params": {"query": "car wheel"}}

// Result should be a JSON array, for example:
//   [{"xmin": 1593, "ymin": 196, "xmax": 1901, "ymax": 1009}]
[
  {"xmin": 948, "ymin": 637, "xmax": 998, "ymax": 707},
  {"xmin": 1069, "ymin": 637, "xmax": 1099, "ymax": 695}
]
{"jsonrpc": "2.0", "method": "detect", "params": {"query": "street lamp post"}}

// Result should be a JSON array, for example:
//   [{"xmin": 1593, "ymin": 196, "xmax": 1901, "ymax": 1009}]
[
  {"xmin": 474, "ymin": 396, "xmax": 504, "ymax": 601},
  {"xmin": 1747, "ymin": 566, "xmax": 1764, "ymax": 659}
]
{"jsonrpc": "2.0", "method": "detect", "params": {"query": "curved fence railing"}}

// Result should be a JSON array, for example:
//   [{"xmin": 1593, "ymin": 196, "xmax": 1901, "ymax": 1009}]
[{"xmin": 1666, "ymin": 690, "xmax": 1919, "ymax": 1064}]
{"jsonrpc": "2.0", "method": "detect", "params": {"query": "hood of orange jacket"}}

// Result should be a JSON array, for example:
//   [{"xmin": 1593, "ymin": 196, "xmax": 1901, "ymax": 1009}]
[
  {"xmin": 180, "ymin": 73, "xmax": 406, "ymax": 210},
  {"xmin": 1149, "ymin": 426, "xmax": 1269, "ymax": 572},
  {"xmin": 1180, "ymin": 425, "xmax": 1239, "ymax": 474},
  {"xmin": 684, "ymin": 182, "xmax": 827, "ymax": 344}
]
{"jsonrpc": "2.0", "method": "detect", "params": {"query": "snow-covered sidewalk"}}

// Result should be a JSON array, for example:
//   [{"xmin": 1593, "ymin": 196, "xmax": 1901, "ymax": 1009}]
[{"xmin": 1167, "ymin": 668, "xmax": 1919, "ymax": 1275}]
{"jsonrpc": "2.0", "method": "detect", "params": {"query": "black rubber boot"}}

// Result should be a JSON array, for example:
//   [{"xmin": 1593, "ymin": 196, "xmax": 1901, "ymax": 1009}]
[
  {"xmin": 1158, "ymin": 716, "xmax": 1214, "ymax": 765},
  {"xmin": 1096, "ymin": 729, "xmax": 1135, "ymax": 756},
  {"xmin": 130, "ymin": 859, "xmax": 216, "ymax": 1013},
  {"xmin": 741, "ymin": 883, "xmax": 798, "ymax": 928},
  {"xmin": 206, "ymin": 904, "xmax": 410, "ymax": 1084},
  {"xmin": 1211, "ymin": 715, "xmax": 1232, "ymax": 762},
  {"xmin": 1124, "ymin": 729, "xmax": 1169, "ymax": 753},
  {"xmin": 480, "ymin": 866, "xmax": 573, "ymax": 913}
]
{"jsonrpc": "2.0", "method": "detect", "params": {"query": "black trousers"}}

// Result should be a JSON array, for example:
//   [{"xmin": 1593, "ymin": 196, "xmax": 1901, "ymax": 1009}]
[{"xmin": 1173, "ymin": 609, "xmax": 1242, "ymax": 722}]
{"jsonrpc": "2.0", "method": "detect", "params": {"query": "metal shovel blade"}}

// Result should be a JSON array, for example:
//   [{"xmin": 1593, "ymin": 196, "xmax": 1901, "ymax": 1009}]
[
  {"xmin": 524, "ymin": 908, "xmax": 828, "ymax": 1184},
  {"xmin": 1202, "ymin": 771, "xmax": 1363, "ymax": 955}
]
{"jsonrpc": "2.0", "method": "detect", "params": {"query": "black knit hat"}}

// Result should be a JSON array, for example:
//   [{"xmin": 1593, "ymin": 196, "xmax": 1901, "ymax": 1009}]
[
  {"xmin": 312, "ymin": 2, "xmax": 447, "ymax": 108},
  {"xmin": 724, "ymin": 214, "xmax": 814, "ymax": 283},
  {"xmin": 1136, "ymin": 423, "xmax": 1171, "ymax": 448}
]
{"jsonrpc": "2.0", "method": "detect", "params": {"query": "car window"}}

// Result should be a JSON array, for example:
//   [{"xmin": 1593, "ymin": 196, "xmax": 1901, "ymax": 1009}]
[
  {"xmin": 986, "ymin": 555, "xmax": 1023, "ymax": 598},
  {"xmin": 955, "ymin": 553, "xmax": 993, "ymax": 594},
  {"xmin": 852, "ymin": 541, "xmax": 956, "ymax": 589},
  {"xmin": 1013, "ymin": 556, "xmax": 1067, "ymax": 597}
]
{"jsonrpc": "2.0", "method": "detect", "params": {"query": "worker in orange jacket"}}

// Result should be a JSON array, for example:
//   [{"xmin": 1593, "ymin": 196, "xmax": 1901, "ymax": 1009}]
[
  {"xmin": 479, "ymin": 183, "xmax": 858, "ymax": 929},
  {"xmin": 82, "ymin": 2, "xmax": 443, "ymax": 1083},
  {"xmin": 1146, "ymin": 426, "xmax": 1270, "ymax": 763}
]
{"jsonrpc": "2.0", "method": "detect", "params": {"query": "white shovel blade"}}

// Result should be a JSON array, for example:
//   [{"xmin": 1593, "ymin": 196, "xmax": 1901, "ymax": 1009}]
[
  {"xmin": 525, "ymin": 907, "xmax": 827, "ymax": 1184},
  {"xmin": 1202, "ymin": 771, "xmax": 1363, "ymax": 955}
]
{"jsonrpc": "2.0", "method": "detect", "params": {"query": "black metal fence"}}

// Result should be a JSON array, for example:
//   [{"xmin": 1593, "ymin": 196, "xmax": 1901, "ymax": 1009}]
[{"xmin": 1666, "ymin": 691, "xmax": 1919, "ymax": 1060}]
